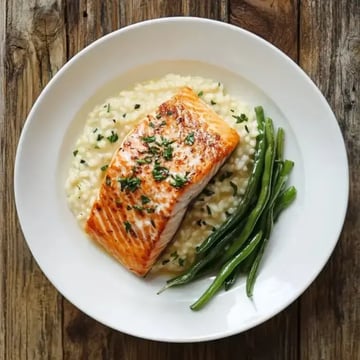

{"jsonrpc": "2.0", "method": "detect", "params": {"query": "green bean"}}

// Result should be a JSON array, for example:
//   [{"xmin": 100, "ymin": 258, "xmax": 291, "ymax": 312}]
[
  {"xmin": 273, "ymin": 186, "xmax": 297, "ymax": 221},
  {"xmin": 158, "ymin": 217, "xmax": 248, "ymax": 293},
  {"xmin": 246, "ymin": 208, "xmax": 273, "ymax": 297},
  {"xmin": 196, "ymin": 106, "xmax": 266, "ymax": 255},
  {"xmin": 222, "ymin": 118, "xmax": 275, "ymax": 261},
  {"xmin": 224, "ymin": 264, "xmax": 241, "ymax": 291},
  {"xmin": 190, "ymin": 231, "xmax": 263, "ymax": 311}
]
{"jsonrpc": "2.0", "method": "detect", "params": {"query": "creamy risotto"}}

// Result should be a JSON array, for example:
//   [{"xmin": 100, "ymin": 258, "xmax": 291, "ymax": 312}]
[{"xmin": 65, "ymin": 74, "xmax": 258, "ymax": 273}]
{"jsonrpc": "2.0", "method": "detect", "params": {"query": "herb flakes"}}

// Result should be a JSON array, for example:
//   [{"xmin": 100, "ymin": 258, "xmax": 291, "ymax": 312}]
[
  {"xmin": 230, "ymin": 181, "xmax": 238, "ymax": 196},
  {"xmin": 184, "ymin": 132, "xmax": 195, "ymax": 146},
  {"xmin": 141, "ymin": 195, "xmax": 151, "ymax": 204},
  {"xmin": 124, "ymin": 221, "xmax": 132, "ymax": 233},
  {"xmin": 232, "ymin": 113, "xmax": 248, "ymax": 123},
  {"xmin": 73, "ymin": 150, "xmax": 78, "ymax": 157},
  {"xmin": 170, "ymin": 174, "xmax": 188, "ymax": 188},
  {"xmin": 107, "ymin": 131, "xmax": 119, "ymax": 143},
  {"xmin": 134, "ymin": 104, "xmax": 141, "ymax": 110},
  {"xmin": 118, "ymin": 177, "xmax": 141, "ymax": 192},
  {"xmin": 100, "ymin": 164, "xmax": 108, "ymax": 171}
]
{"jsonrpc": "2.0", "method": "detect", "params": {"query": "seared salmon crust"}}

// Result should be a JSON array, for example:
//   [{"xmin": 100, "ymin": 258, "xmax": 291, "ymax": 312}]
[{"xmin": 85, "ymin": 87, "xmax": 240, "ymax": 276}]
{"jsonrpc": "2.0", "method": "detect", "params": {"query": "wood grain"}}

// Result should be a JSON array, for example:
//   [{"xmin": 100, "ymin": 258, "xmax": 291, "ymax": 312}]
[
  {"xmin": 230, "ymin": 0, "xmax": 299, "ymax": 60},
  {"xmin": 1, "ymin": 0, "xmax": 359, "ymax": 359},
  {"xmin": 299, "ymin": 1, "xmax": 360, "ymax": 359},
  {"xmin": 3, "ymin": 1, "xmax": 65, "ymax": 359}
]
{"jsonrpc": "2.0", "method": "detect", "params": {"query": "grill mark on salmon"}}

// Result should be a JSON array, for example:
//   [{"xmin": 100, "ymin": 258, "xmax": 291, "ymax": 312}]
[{"xmin": 85, "ymin": 87, "xmax": 240, "ymax": 276}]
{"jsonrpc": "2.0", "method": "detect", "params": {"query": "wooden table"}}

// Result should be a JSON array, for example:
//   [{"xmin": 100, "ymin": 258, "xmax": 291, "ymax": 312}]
[{"xmin": 1, "ymin": 1, "xmax": 359, "ymax": 358}]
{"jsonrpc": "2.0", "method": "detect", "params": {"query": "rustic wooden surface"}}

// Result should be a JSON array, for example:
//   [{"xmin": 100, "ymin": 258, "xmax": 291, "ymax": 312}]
[{"xmin": 1, "ymin": 0, "xmax": 359, "ymax": 358}]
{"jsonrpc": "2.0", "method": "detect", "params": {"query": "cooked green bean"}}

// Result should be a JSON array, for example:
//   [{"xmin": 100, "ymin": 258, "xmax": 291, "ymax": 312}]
[
  {"xmin": 222, "ymin": 118, "xmax": 275, "ymax": 261},
  {"xmin": 190, "ymin": 231, "xmax": 263, "ymax": 311},
  {"xmin": 196, "ymin": 107, "xmax": 266, "ymax": 255},
  {"xmin": 158, "ymin": 217, "xmax": 248, "ymax": 293},
  {"xmin": 273, "ymin": 186, "xmax": 297, "ymax": 221}
]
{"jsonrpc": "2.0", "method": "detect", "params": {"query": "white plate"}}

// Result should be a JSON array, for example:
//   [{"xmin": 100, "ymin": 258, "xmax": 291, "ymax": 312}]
[{"xmin": 14, "ymin": 17, "xmax": 348, "ymax": 342}]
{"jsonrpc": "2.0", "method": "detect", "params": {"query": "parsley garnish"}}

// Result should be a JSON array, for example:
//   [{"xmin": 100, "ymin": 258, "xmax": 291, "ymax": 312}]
[
  {"xmin": 232, "ymin": 114, "xmax": 248, "ymax": 123},
  {"xmin": 122, "ymin": 113, "xmax": 126, "ymax": 118},
  {"xmin": 107, "ymin": 131, "xmax": 119, "ymax": 143},
  {"xmin": 197, "ymin": 91, "xmax": 203, "ymax": 97},
  {"xmin": 206, "ymin": 205, "xmax": 212, "ymax": 216},
  {"xmin": 118, "ymin": 177, "xmax": 141, "ymax": 192},
  {"xmin": 156, "ymin": 114, "xmax": 162, "ymax": 119},
  {"xmin": 93, "ymin": 128, "xmax": 98, "ymax": 133},
  {"xmin": 166, "ymin": 110, "xmax": 173, "ymax": 116},
  {"xmin": 170, "ymin": 251, "xmax": 179, "ymax": 260},
  {"xmin": 105, "ymin": 176, "xmax": 111, "ymax": 186},
  {"xmin": 106, "ymin": 103, "xmax": 110, "ymax": 112},
  {"xmin": 97, "ymin": 134, "xmax": 104, "ymax": 141},
  {"xmin": 126, "ymin": 205, "xmax": 132, "ymax": 210},
  {"xmin": 133, "ymin": 205, "xmax": 144, "ymax": 211},
  {"xmin": 245, "ymin": 125, "xmax": 249, "ymax": 133},
  {"xmin": 142, "ymin": 135, "xmax": 156, "ymax": 143},
  {"xmin": 163, "ymin": 145, "xmax": 173, "ymax": 161},
  {"xmin": 230, "ymin": 181, "xmax": 238, "ymax": 196},
  {"xmin": 202, "ymin": 188, "xmax": 214, "ymax": 196},
  {"xmin": 80, "ymin": 159, "xmax": 86, "ymax": 164},
  {"xmin": 152, "ymin": 162, "xmax": 169, "ymax": 181},
  {"xmin": 149, "ymin": 122, "xmax": 155, "ymax": 128},
  {"xmin": 148, "ymin": 146, "xmax": 160, "ymax": 155},
  {"xmin": 124, "ymin": 221, "xmax": 132, "ymax": 233},
  {"xmin": 134, "ymin": 104, "xmax": 141, "ymax": 109},
  {"xmin": 162, "ymin": 259, "xmax": 170, "ymax": 265},
  {"xmin": 210, "ymin": 100, "xmax": 216, "ymax": 105},
  {"xmin": 146, "ymin": 207, "xmax": 156, "ymax": 213},
  {"xmin": 160, "ymin": 120, "xmax": 166, "ymax": 126},
  {"xmin": 178, "ymin": 258, "xmax": 185, "ymax": 266},
  {"xmin": 73, "ymin": 150, "xmax": 78, "ymax": 157},
  {"xmin": 141, "ymin": 195, "xmax": 151, "ymax": 204},
  {"xmin": 136, "ymin": 156, "xmax": 152, "ymax": 165},
  {"xmin": 170, "ymin": 174, "xmax": 188, "ymax": 188},
  {"xmin": 100, "ymin": 164, "xmax": 108, "ymax": 171},
  {"xmin": 184, "ymin": 132, "xmax": 195, "ymax": 145},
  {"xmin": 219, "ymin": 171, "xmax": 233, "ymax": 181}
]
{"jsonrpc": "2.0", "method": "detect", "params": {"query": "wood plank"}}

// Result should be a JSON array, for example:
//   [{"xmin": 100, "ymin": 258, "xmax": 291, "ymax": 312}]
[
  {"xmin": 230, "ymin": 0, "xmax": 299, "ymax": 61},
  {"xmin": 0, "ymin": 0, "xmax": 6, "ymax": 358},
  {"xmin": 3, "ymin": 1, "xmax": 66, "ymax": 358},
  {"xmin": 299, "ymin": 1, "xmax": 360, "ymax": 358}
]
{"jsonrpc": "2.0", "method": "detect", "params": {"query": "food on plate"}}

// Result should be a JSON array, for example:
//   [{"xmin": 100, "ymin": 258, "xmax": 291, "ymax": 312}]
[
  {"xmin": 66, "ymin": 74, "xmax": 258, "ymax": 274},
  {"xmin": 85, "ymin": 87, "xmax": 239, "ymax": 276},
  {"xmin": 160, "ymin": 107, "xmax": 297, "ymax": 310}
]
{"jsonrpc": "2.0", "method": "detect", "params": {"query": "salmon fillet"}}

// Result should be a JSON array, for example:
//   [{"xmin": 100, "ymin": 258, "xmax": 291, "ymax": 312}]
[{"xmin": 85, "ymin": 87, "xmax": 240, "ymax": 276}]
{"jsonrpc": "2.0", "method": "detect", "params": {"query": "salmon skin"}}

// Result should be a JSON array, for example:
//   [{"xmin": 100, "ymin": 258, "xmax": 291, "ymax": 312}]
[{"xmin": 85, "ymin": 87, "xmax": 240, "ymax": 276}]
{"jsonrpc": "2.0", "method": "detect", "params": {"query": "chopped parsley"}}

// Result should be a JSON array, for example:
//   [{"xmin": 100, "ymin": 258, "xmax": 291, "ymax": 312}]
[
  {"xmin": 184, "ymin": 132, "xmax": 195, "ymax": 145},
  {"xmin": 160, "ymin": 137, "xmax": 175, "ymax": 146},
  {"xmin": 100, "ymin": 164, "xmax": 108, "ymax": 171},
  {"xmin": 163, "ymin": 145, "xmax": 173, "ymax": 161},
  {"xmin": 106, "ymin": 103, "xmax": 110, "ymax": 112},
  {"xmin": 218, "ymin": 82, "xmax": 221, "ymax": 87},
  {"xmin": 93, "ymin": 128, "xmax": 98, "ymax": 133},
  {"xmin": 245, "ymin": 125, "xmax": 249, "ymax": 133},
  {"xmin": 230, "ymin": 109, "xmax": 235, "ymax": 113},
  {"xmin": 197, "ymin": 91, "xmax": 203, "ymax": 97},
  {"xmin": 232, "ymin": 113, "xmax": 248, "ymax": 123},
  {"xmin": 146, "ymin": 207, "xmax": 156, "ymax": 213},
  {"xmin": 178, "ymin": 258, "xmax": 185, "ymax": 266},
  {"xmin": 210, "ymin": 100, "xmax": 216, "ymax": 105},
  {"xmin": 148, "ymin": 146, "xmax": 160, "ymax": 155},
  {"xmin": 126, "ymin": 205, "xmax": 132, "ymax": 210},
  {"xmin": 122, "ymin": 113, "xmax": 126, "ymax": 118},
  {"xmin": 202, "ymin": 188, "xmax": 214, "ymax": 197},
  {"xmin": 166, "ymin": 110, "xmax": 173, "ymax": 116},
  {"xmin": 170, "ymin": 251, "xmax": 179, "ymax": 260},
  {"xmin": 219, "ymin": 171, "xmax": 233, "ymax": 181},
  {"xmin": 105, "ymin": 176, "xmax": 111, "ymax": 186},
  {"xmin": 112, "ymin": 119, "xmax": 116, "ymax": 123},
  {"xmin": 73, "ymin": 150, "xmax": 78, "ymax": 157},
  {"xmin": 160, "ymin": 120, "xmax": 166, "ymax": 126},
  {"xmin": 152, "ymin": 162, "xmax": 169, "ymax": 181},
  {"xmin": 133, "ymin": 205, "xmax": 144, "ymax": 211},
  {"xmin": 206, "ymin": 205, "xmax": 212, "ymax": 216},
  {"xmin": 162, "ymin": 259, "xmax": 170, "ymax": 265},
  {"xmin": 149, "ymin": 122, "xmax": 155, "ymax": 128},
  {"xmin": 97, "ymin": 134, "xmax": 104, "ymax": 141},
  {"xmin": 136, "ymin": 156, "xmax": 152, "ymax": 165},
  {"xmin": 124, "ymin": 221, "xmax": 132, "ymax": 233},
  {"xmin": 107, "ymin": 131, "xmax": 119, "ymax": 143},
  {"xmin": 142, "ymin": 135, "xmax": 156, "ymax": 143},
  {"xmin": 118, "ymin": 177, "xmax": 141, "ymax": 192},
  {"xmin": 170, "ymin": 174, "xmax": 188, "ymax": 188},
  {"xmin": 230, "ymin": 181, "xmax": 238, "ymax": 196},
  {"xmin": 141, "ymin": 195, "xmax": 151, "ymax": 204},
  {"xmin": 80, "ymin": 159, "xmax": 86, "ymax": 164},
  {"xmin": 156, "ymin": 114, "xmax": 162, "ymax": 119},
  {"xmin": 134, "ymin": 104, "xmax": 141, "ymax": 110}
]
